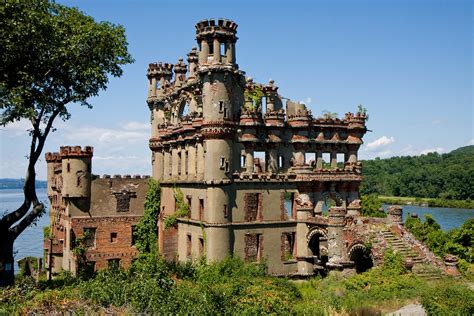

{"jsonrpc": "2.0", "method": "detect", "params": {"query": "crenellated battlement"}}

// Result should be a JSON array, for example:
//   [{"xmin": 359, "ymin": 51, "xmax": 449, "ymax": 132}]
[
  {"xmin": 59, "ymin": 146, "xmax": 93, "ymax": 158},
  {"xmin": 45, "ymin": 152, "xmax": 61, "ymax": 162},
  {"xmin": 195, "ymin": 18, "xmax": 238, "ymax": 39},
  {"xmin": 92, "ymin": 174, "xmax": 150, "ymax": 180},
  {"xmin": 147, "ymin": 62, "xmax": 174, "ymax": 78}
]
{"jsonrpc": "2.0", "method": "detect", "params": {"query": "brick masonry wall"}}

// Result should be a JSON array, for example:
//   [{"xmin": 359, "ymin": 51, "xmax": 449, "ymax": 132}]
[{"xmin": 71, "ymin": 216, "xmax": 141, "ymax": 271}]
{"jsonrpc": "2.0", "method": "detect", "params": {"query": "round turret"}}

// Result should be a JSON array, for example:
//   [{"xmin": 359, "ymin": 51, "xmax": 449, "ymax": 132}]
[
  {"xmin": 45, "ymin": 152, "xmax": 61, "ymax": 197},
  {"xmin": 195, "ymin": 18, "xmax": 238, "ymax": 65},
  {"xmin": 147, "ymin": 62, "xmax": 174, "ymax": 97},
  {"xmin": 174, "ymin": 58, "xmax": 187, "ymax": 87},
  {"xmin": 60, "ymin": 146, "xmax": 93, "ymax": 198}
]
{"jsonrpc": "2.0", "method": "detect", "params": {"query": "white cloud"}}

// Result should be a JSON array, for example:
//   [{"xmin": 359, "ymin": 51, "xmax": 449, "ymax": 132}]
[
  {"xmin": 420, "ymin": 147, "xmax": 445, "ymax": 155},
  {"xmin": 123, "ymin": 121, "xmax": 149, "ymax": 131},
  {"xmin": 0, "ymin": 120, "xmax": 32, "ymax": 136},
  {"xmin": 64, "ymin": 126, "xmax": 148, "ymax": 144},
  {"xmin": 366, "ymin": 136, "xmax": 395, "ymax": 150},
  {"xmin": 468, "ymin": 139, "xmax": 474, "ymax": 145},
  {"xmin": 304, "ymin": 97, "xmax": 312, "ymax": 105}
]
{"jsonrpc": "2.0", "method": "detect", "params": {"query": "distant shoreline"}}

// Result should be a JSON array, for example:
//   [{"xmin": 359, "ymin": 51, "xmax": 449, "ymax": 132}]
[
  {"xmin": 0, "ymin": 179, "xmax": 47, "ymax": 190},
  {"xmin": 378, "ymin": 195, "xmax": 474, "ymax": 210}
]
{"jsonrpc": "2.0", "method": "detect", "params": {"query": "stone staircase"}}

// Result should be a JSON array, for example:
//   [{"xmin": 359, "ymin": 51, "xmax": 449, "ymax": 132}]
[{"xmin": 381, "ymin": 229, "xmax": 442, "ymax": 280}]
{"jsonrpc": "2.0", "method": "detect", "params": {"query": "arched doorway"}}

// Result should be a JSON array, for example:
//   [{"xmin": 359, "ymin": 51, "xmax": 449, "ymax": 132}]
[
  {"xmin": 307, "ymin": 228, "xmax": 328, "ymax": 266},
  {"xmin": 348, "ymin": 244, "xmax": 373, "ymax": 273}
]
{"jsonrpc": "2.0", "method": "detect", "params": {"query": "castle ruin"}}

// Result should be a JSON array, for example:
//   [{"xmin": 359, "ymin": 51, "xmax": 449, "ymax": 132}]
[
  {"xmin": 44, "ymin": 18, "xmax": 456, "ymax": 278},
  {"xmin": 148, "ymin": 19, "xmax": 367, "ymax": 276}
]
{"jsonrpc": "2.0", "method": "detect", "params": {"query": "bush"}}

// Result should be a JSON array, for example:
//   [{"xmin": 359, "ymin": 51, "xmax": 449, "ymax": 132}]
[{"xmin": 421, "ymin": 280, "xmax": 474, "ymax": 315}]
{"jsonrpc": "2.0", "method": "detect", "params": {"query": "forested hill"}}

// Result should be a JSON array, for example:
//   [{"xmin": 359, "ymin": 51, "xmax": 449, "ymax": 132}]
[{"xmin": 360, "ymin": 146, "xmax": 474, "ymax": 200}]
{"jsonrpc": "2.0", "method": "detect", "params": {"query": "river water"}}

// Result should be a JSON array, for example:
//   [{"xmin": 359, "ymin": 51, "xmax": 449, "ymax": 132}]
[{"xmin": 1, "ymin": 188, "xmax": 473, "ymax": 273}]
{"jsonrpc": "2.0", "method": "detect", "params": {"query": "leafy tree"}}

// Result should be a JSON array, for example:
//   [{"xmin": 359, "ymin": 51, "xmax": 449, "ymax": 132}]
[{"xmin": 0, "ymin": 0, "xmax": 133, "ymax": 285}]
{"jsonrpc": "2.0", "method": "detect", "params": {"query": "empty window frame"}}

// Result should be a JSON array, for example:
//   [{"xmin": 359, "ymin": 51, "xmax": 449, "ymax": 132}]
[
  {"xmin": 245, "ymin": 233, "xmax": 263, "ymax": 262},
  {"xmin": 281, "ymin": 232, "xmax": 296, "ymax": 261},
  {"xmin": 110, "ymin": 232, "xmax": 118, "ymax": 243}
]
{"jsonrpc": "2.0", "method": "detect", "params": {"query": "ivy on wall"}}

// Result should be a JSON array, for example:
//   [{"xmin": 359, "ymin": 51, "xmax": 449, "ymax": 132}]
[
  {"xmin": 133, "ymin": 178, "xmax": 161, "ymax": 253},
  {"xmin": 164, "ymin": 187, "xmax": 190, "ymax": 229}
]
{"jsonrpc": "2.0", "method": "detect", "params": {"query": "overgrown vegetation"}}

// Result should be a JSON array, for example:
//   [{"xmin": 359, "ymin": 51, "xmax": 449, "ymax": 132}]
[
  {"xmin": 244, "ymin": 86, "xmax": 264, "ymax": 111},
  {"xmin": 361, "ymin": 146, "xmax": 474, "ymax": 202},
  {"xmin": 405, "ymin": 215, "xmax": 474, "ymax": 277},
  {"xmin": 133, "ymin": 178, "xmax": 160, "ymax": 253},
  {"xmin": 164, "ymin": 187, "xmax": 190, "ymax": 229},
  {"xmin": 3, "ymin": 251, "xmax": 472, "ymax": 315},
  {"xmin": 360, "ymin": 194, "xmax": 386, "ymax": 217}
]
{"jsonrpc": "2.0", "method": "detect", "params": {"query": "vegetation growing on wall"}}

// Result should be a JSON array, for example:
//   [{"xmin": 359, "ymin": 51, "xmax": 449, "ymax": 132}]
[
  {"xmin": 164, "ymin": 187, "xmax": 190, "ymax": 229},
  {"xmin": 244, "ymin": 86, "xmax": 264, "ymax": 111},
  {"xmin": 361, "ymin": 146, "xmax": 474, "ymax": 201},
  {"xmin": 133, "ymin": 179, "xmax": 160, "ymax": 253}
]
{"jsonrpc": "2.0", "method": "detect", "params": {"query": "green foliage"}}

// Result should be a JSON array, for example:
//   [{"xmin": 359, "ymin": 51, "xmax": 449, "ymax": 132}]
[
  {"xmin": 361, "ymin": 146, "xmax": 474, "ymax": 201},
  {"xmin": 164, "ymin": 187, "xmax": 190, "ymax": 229},
  {"xmin": 0, "ymin": 0, "xmax": 134, "ymax": 124},
  {"xmin": 133, "ymin": 178, "xmax": 160, "ymax": 253},
  {"xmin": 360, "ymin": 194, "xmax": 386, "ymax": 217},
  {"xmin": 322, "ymin": 110, "xmax": 338, "ymax": 119},
  {"xmin": 244, "ymin": 86, "xmax": 264, "ymax": 111},
  {"xmin": 43, "ymin": 226, "xmax": 52, "ymax": 239},
  {"xmin": 420, "ymin": 280, "xmax": 474, "ymax": 315},
  {"xmin": 406, "ymin": 215, "xmax": 473, "ymax": 277},
  {"xmin": 294, "ymin": 250, "xmax": 424, "ymax": 314},
  {"xmin": 357, "ymin": 104, "xmax": 369, "ymax": 120}
]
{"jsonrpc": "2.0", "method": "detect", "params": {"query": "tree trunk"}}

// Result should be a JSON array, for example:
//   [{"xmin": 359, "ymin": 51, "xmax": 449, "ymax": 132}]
[{"xmin": 0, "ymin": 235, "xmax": 15, "ymax": 287}]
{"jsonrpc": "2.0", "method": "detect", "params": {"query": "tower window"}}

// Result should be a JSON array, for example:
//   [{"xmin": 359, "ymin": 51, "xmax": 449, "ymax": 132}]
[
  {"xmin": 241, "ymin": 155, "xmax": 246, "ymax": 168},
  {"xmin": 220, "ymin": 157, "xmax": 225, "ymax": 169},
  {"xmin": 110, "ymin": 232, "xmax": 118, "ymax": 243},
  {"xmin": 278, "ymin": 155, "xmax": 284, "ymax": 169},
  {"xmin": 223, "ymin": 204, "xmax": 228, "ymax": 218},
  {"xmin": 219, "ymin": 101, "xmax": 224, "ymax": 112}
]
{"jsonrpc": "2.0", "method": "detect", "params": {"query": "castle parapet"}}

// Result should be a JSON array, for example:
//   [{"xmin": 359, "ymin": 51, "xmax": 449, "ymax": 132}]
[{"xmin": 60, "ymin": 146, "xmax": 93, "ymax": 158}]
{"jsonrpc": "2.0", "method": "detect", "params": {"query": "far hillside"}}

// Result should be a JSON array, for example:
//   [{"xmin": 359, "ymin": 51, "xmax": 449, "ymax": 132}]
[{"xmin": 361, "ymin": 146, "xmax": 474, "ymax": 200}]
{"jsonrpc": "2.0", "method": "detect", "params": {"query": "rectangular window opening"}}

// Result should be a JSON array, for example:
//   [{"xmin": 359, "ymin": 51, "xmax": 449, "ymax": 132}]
[
  {"xmin": 278, "ymin": 155, "xmax": 284, "ymax": 169},
  {"xmin": 240, "ymin": 155, "xmax": 246, "ymax": 168},
  {"xmin": 83, "ymin": 228, "xmax": 96, "ymax": 248},
  {"xmin": 305, "ymin": 152, "xmax": 315, "ymax": 166},
  {"xmin": 322, "ymin": 153, "xmax": 331, "ymax": 169},
  {"xmin": 337, "ymin": 153, "xmax": 345, "ymax": 168},
  {"xmin": 281, "ymin": 232, "xmax": 296, "ymax": 261},
  {"xmin": 199, "ymin": 237, "xmax": 204, "ymax": 255},
  {"xmin": 199, "ymin": 198, "xmax": 204, "ymax": 221},
  {"xmin": 245, "ymin": 233, "xmax": 263, "ymax": 262},
  {"xmin": 186, "ymin": 234, "xmax": 192, "ymax": 258},
  {"xmin": 253, "ymin": 151, "xmax": 266, "ymax": 173},
  {"xmin": 110, "ymin": 232, "xmax": 118, "ymax": 243},
  {"xmin": 223, "ymin": 204, "xmax": 228, "ymax": 218}
]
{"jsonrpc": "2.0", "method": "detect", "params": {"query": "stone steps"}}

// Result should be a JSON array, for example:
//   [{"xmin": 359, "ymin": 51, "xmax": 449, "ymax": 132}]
[{"xmin": 381, "ymin": 229, "xmax": 443, "ymax": 279}]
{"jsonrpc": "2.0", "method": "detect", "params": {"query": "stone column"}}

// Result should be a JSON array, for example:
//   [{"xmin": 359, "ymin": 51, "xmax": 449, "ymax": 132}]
[
  {"xmin": 246, "ymin": 149, "xmax": 254, "ymax": 173},
  {"xmin": 387, "ymin": 205, "xmax": 403, "ymax": 225},
  {"xmin": 171, "ymin": 147, "xmax": 179, "ymax": 177},
  {"xmin": 181, "ymin": 147, "xmax": 187, "ymax": 179},
  {"xmin": 327, "ymin": 206, "xmax": 346, "ymax": 269},
  {"xmin": 330, "ymin": 151, "xmax": 337, "ymax": 169},
  {"xmin": 150, "ymin": 77, "xmax": 157, "ymax": 97},
  {"xmin": 199, "ymin": 40, "xmax": 209, "ymax": 64},
  {"xmin": 268, "ymin": 148, "xmax": 278, "ymax": 173},
  {"xmin": 225, "ymin": 40, "xmax": 234, "ymax": 64},
  {"xmin": 163, "ymin": 150, "xmax": 171, "ymax": 180},
  {"xmin": 316, "ymin": 151, "xmax": 323, "ymax": 170},
  {"xmin": 188, "ymin": 145, "xmax": 196, "ymax": 177},
  {"xmin": 197, "ymin": 142, "xmax": 205, "ymax": 180},
  {"xmin": 213, "ymin": 38, "xmax": 220, "ymax": 63},
  {"xmin": 154, "ymin": 151, "xmax": 164, "ymax": 180},
  {"xmin": 295, "ymin": 193, "xmax": 314, "ymax": 275}
]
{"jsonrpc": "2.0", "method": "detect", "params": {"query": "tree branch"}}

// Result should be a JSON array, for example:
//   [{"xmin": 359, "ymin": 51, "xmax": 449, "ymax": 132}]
[{"xmin": 9, "ymin": 201, "xmax": 45, "ymax": 238}]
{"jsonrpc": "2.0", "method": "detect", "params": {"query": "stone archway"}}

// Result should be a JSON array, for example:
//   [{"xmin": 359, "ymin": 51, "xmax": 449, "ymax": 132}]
[
  {"xmin": 307, "ymin": 227, "xmax": 328, "ymax": 264},
  {"xmin": 348, "ymin": 243, "xmax": 373, "ymax": 273}
]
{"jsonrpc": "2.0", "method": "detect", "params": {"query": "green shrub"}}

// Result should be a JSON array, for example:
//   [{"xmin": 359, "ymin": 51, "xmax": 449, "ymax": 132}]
[{"xmin": 421, "ymin": 280, "xmax": 474, "ymax": 315}]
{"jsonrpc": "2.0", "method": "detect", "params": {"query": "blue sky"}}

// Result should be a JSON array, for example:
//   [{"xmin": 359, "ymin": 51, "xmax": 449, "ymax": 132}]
[{"xmin": 1, "ymin": 0, "xmax": 472, "ymax": 180}]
